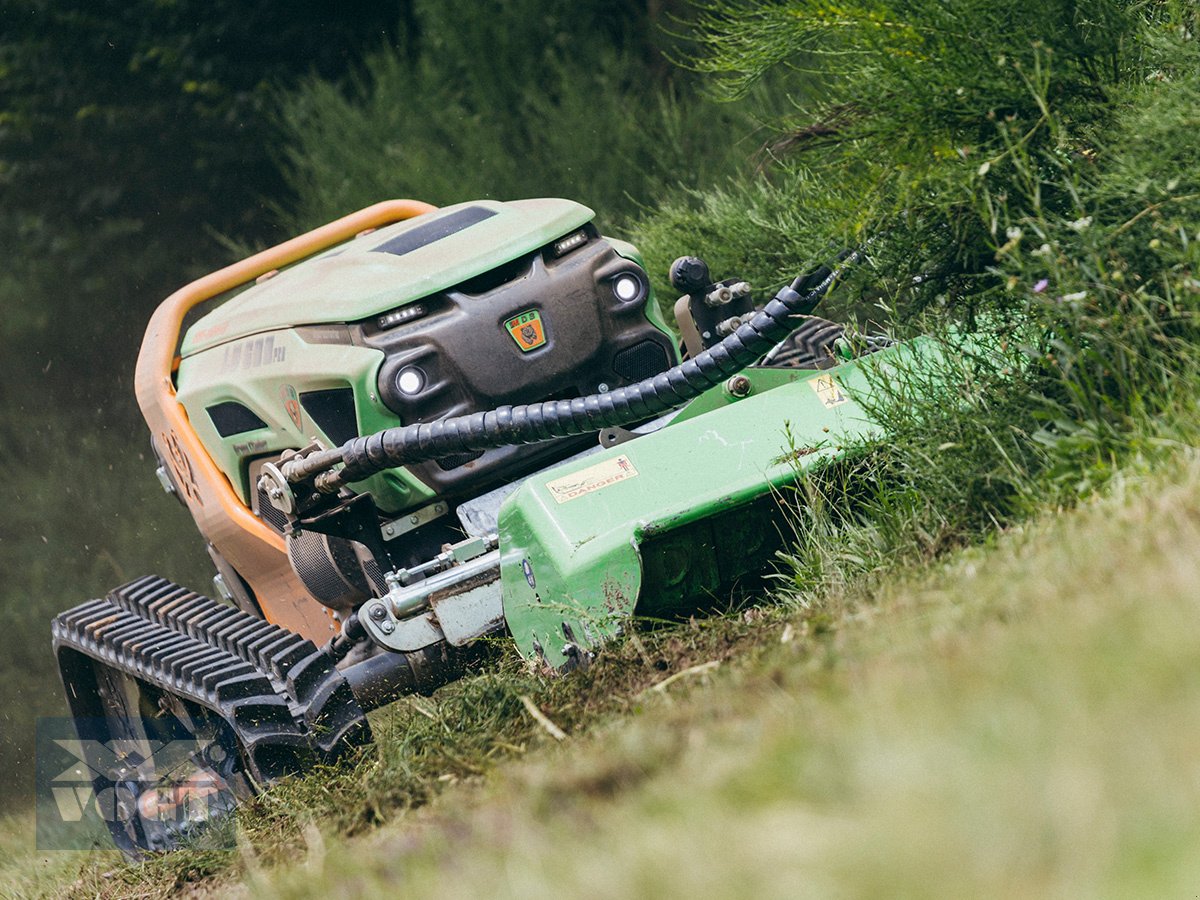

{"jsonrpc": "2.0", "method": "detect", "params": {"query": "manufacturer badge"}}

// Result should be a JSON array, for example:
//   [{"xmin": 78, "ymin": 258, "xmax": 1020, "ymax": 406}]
[{"xmin": 505, "ymin": 310, "xmax": 547, "ymax": 352}]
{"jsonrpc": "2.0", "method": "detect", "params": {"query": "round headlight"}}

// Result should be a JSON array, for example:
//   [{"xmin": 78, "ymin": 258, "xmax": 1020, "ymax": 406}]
[
  {"xmin": 613, "ymin": 272, "xmax": 645, "ymax": 303},
  {"xmin": 396, "ymin": 366, "xmax": 426, "ymax": 396}
]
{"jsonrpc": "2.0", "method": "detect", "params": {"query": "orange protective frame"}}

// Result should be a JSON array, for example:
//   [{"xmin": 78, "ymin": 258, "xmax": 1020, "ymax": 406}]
[{"xmin": 134, "ymin": 200, "xmax": 437, "ymax": 641}]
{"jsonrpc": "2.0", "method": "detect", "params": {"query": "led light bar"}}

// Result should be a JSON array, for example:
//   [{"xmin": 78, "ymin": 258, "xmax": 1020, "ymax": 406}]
[
  {"xmin": 377, "ymin": 303, "xmax": 427, "ymax": 330},
  {"xmin": 552, "ymin": 229, "xmax": 589, "ymax": 258}
]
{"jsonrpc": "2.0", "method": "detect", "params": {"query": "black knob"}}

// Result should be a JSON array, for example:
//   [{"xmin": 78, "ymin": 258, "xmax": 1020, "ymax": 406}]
[{"xmin": 669, "ymin": 256, "xmax": 711, "ymax": 294}]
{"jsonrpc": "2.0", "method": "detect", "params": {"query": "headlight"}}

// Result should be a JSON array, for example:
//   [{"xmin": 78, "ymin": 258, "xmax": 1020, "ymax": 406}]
[
  {"xmin": 612, "ymin": 272, "xmax": 646, "ymax": 304},
  {"xmin": 396, "ymin": 366, "xmax": 426, "ymax": 395}
]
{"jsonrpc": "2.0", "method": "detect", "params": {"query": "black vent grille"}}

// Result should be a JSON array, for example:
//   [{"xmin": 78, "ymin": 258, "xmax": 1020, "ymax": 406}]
[
  {"xmin": 207, "ymin": 401, "xmax": 267, "ymax": 438},
  {"xmin": 362, "ymin": 556, "xmax": 387, "ymax": 596},
  {"xmin": 612, "ymin": 340, "xmax": 670, "ymax": 382},
  {"xmin": 288, "ymin": 531, "xmax": 362, "ymax": 607},
  {"xmin": 435, "ymin": 450, "xmax": 485, "ymax": 471},
  {"xmin": 300, "ymin": 388, "xmax": 359, "ymax": 446},
  {"xmin": 256, "ymin": 484, "xmax": 290, "ymax": 535}
]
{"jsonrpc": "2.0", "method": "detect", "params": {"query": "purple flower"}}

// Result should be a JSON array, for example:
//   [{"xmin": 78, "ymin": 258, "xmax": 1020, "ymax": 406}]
[{"xmin": 1033, "ymin": 278, "xmax": 1049, "ymax": 293}]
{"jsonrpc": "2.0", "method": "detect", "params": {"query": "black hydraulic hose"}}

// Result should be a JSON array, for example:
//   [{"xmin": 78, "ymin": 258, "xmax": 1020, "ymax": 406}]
[{"xmin": 286, "ymin": 252, "xmax": 859, "ymax": 490}]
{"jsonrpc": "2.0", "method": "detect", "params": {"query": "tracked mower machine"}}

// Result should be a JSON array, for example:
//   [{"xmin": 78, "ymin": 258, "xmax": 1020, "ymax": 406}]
[{"xmin": 53, "ymin": 198, "xmax": 906, "ymax": 855}]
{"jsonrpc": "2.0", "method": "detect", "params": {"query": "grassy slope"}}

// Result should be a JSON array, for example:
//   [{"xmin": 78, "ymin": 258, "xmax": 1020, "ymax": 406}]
[
  {"xmin": 257, "ymin": 453, "xmax": 1200, "ymax": 899},
  {"xmin": 6, "ymin": 448, "xmax": 1197, "ymax": 898}
]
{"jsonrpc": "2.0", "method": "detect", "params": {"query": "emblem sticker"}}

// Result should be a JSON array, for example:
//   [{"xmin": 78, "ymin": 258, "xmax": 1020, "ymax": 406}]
[
  {"xmin": 807, "ymin": 373, "xmax": 849, "ymax": 409},
  {"xmin": 280, "ymin": 384, "xmax": 304, "ymax": 431},
  {"xmin": 545, "ymin": 455, "xmax": 639, "ymax": 504},
  {"xmin": 505, "ymin": 309, "xmax": 547, "ymax": 352}
]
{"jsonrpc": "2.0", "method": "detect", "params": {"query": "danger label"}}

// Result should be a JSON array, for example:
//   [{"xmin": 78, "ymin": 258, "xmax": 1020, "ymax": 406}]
[
  {"xmin": 546, "ymin": 455, "xmax": 639, "ymax": 504},
  {"xmin": 808, "ymin": 374, "xmax": 849, "ymax": 408}
]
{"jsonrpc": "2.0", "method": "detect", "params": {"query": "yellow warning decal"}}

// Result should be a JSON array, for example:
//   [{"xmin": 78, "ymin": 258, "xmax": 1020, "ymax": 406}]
[
  {"xmin": 545, "ymin": 454, "xmax": 639, "ymax": 504},
  {"xmin": 807, "ymin": 373, "xmax": 849, "ymax": 408},
  {"xmin": 505, "ymin": 309, "xmax": 547, "ymax": 352}
]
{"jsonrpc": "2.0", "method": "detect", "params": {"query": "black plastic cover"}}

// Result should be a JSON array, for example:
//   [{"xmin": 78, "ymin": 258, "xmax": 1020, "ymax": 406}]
[{"xmin": 354, "ymin": 236, "xmax": 676, "ymax": 498}]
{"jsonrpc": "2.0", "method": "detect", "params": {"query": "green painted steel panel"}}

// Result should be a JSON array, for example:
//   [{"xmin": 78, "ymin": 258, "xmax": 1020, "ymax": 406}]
[
  {"xmin": 175, "ymin": 326, "xmax": 436, "ymax": 511},
  {"xmin": 498, "ymin": 340, "xmax": 935, "ymax": 669}
]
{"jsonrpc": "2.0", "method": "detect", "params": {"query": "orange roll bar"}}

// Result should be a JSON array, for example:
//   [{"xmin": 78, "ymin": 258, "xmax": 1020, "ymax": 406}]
[{"xmin": 133, "ymin": 200, "xmax": 435, "ymax": 638}]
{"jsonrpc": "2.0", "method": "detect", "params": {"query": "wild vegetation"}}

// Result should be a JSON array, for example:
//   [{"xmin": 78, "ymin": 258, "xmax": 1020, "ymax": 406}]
[{"xmin": 2, "ymin": 0, "xmax": 1200, "ymax": 895}]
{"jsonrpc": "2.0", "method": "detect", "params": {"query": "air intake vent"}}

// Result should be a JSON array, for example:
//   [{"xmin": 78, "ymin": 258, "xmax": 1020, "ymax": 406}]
[
  {"xmin": 372, "ymin": 206, "xmax": 497, "ymax": 258},
  {"xmin": 255, "ymin": 483, "xmax": 290, "ymax": 535},
  {"xmin": 612, "ymin": 340, "xmax": 671, "ymax": 382},
  {"xmin": 300, "ymin": 388, "xmax": 358, "ymax": 446},
  {"xmin": 435, "ymin": 450, "xmax": 485, "ymax": 471},
  {"xmin": 454, "ymin": 254, "xmax": 531, "ymax": 295},
  {"xmin": 207, "ymin": 402, "xmax": 267, "ymax": 438}
]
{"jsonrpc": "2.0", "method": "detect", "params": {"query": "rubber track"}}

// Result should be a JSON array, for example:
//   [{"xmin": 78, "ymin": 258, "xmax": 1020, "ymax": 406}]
[
  {"xmin": 768, "ymin": 316, "xmax": 846, "ymax": 369},
  {"xmin": 52, "ymin": 575, "xmax": 370, "ymax": 783}
]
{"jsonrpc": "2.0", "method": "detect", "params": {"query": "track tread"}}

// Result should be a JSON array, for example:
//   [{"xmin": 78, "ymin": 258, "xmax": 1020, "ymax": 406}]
[{"xmin": 52, "ymin": 576, "xmax": 372, "ymax": 789}]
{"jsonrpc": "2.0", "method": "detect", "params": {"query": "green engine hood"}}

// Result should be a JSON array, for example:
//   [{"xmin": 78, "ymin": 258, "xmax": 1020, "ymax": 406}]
[{"xmin": 181, "ymin": 198, "xmax": 595, "ymax": 357}]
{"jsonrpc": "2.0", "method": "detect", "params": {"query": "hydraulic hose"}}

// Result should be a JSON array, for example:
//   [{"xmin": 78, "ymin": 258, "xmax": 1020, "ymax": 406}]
[{"xmin": 284, "ymin": 251, "xmax": 860, "ymax": 491}]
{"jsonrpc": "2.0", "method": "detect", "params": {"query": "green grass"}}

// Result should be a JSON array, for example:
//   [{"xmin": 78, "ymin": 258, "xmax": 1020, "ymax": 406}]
[
  {"xmin": 247, "ymin": 450, "xmax": 1200, "ymax": 898},
  {"xmin": 5, "ymin": 445, "xmax": 1199, "ymax": 898}
]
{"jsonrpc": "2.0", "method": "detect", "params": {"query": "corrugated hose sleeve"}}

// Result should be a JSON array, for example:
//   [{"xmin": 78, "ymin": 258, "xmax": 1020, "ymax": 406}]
[{"xmin": 296, "ymin": 253, "xmax": 857, "ymax": 488}]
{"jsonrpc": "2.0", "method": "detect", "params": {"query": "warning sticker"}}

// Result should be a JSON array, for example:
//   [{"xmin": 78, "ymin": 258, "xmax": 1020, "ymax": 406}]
[
  {"xmin": 545, "ymin": 455, "xmax": 639, "ymax": 504},
  {"xmin": 808, "ymin": 373, "xmax": 850, "ymax": 408}
]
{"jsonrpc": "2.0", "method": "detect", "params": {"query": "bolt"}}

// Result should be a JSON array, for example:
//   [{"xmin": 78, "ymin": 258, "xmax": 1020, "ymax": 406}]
[
  {"xmin": 598, "ymin": 382, "xmax": 610, "ymax": 393},
  {"xmin": 383, "ymin": 524, "xmax": 395, "ymax": 536},
  {"xmin": 410, "ymin": 515, "xmax": 420, "ymax": 525},
  {"xmin": 726, "ymin": 374, "xmax": 753, "ymax": 398},
  {"xmin": 379, "ymin": 621, "xmax": 395, "ymax": 635},
  {"xmin": 369, "ymin": 603, "xmax": 387, "ymax": 621}
]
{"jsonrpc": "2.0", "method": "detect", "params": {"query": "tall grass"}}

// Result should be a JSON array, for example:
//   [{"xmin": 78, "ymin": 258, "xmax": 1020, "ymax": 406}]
[{"xmin": 627, "ymin": 1, "xmax": 1200, "ymax": 599}]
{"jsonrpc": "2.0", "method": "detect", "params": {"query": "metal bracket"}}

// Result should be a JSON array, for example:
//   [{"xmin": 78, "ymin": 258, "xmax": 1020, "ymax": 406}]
[
  {"xmin": 361, "ymin": 546, "xmax": 505, "ymax": 652},
  {"xmin": 381, "ymin": 501, "xmax": 449, "ymax": 541},
  {"xmin": 294, "ymin": 492, "xmax": 406, "ymax": 575},
  {"xmin": 598, "ymin": 426, "xmax": 640, "ymax": 449}
]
